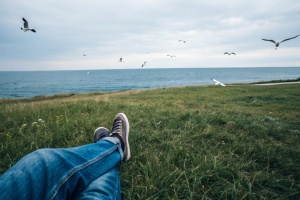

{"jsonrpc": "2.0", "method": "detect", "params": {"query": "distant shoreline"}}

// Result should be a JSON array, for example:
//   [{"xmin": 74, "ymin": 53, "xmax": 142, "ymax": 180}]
[
  {"xmin": 253, "ymin": 81, "xmax": 300, "ymax": 86},
  {"xmin": 1, "ymin": 68, "xmax": 299, "ymax": 99},
  {"xmin": 1, "ymin": 66, "xmax": 300, "ymax": 72},
  {"xmin": 1, "ymin": 78, "xmax": 299, "ymax": 102},
  {"xmin": 250, "ymin": 77, "xmax": 300, "ymax": 84}
]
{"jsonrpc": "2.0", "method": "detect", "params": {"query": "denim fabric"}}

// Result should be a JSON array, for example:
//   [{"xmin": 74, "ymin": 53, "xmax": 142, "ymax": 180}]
[
  {"xmin": 74, "ymin": 167, "xmax": 121, "ymax": 200},
  {"xmin": 0, "ymin": 138, "xmax": 122, "ymax": 200}
]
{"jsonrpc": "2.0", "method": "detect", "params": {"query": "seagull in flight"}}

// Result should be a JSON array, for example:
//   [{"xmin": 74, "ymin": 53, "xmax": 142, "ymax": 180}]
[
  {"xmin": 119, "ymin": 57, "xmax": 123, "ymax": 62},
  {"xmin": 141, "ymin": 61, "xmax": 147, "ymax": 68},
  {"xmin": 21, "ymin": 18, "xmax": 36, "ymax": 33},
  {"xmin": 167, "ymin": 55, "xmax": 176, "ymax": 57},
  {"xmin": 262, "ymin": 35, "xmax": 299, "ymax": 50},
  {"xmin": 178, "ymin": 40, "xmax": 191, "ymax": 43},
  {"xmin": 224, "ymin": 52, "xmax": 236, "ymax": 55},
  {"xmin": 211, "ymin": 78, "xmax": 226, "ymax": 86}
]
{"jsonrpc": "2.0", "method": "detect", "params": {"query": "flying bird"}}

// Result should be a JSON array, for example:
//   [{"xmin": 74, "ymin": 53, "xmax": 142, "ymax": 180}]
[
  {"xmin": 21, "ymin": 18, "xmax": 36, "ymax": 33},
  {"xmin": 167, "ymin": 55, "xmax": 176, "ymax": 57},
  {"xmin": 211, "ymin": 78, "xmax": 226, "ymax": 87},
  {"xmin": 178, "ymin": 40, "xmax": 191, "ymax": 43},
  {"xmin": 119, "ymin": 57, "xmax": 123, "ymax": 62},
  {"xmin": 262, "ymin": 35, "xmax": 299, "ymax": 50},
  {"xmin": 141, "ymin": 61, "xmax": 147, "ymax": 68},
  {"xmin": 83, "ymin": 55, "xmax": 86, "ymax": 56},
  {"xmin": 224, "ymin": 52, "xmax": 236, "ymax": 55}
]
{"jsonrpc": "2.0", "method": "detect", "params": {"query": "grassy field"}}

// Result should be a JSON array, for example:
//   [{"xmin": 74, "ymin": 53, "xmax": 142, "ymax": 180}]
[{"xmin": 0, "ymin": 83, "xmax": 299, "ymax": 199}]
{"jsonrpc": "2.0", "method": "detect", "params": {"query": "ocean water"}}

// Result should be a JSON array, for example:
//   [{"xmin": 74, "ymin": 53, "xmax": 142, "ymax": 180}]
[{"xmin": 0, "ymin": 67, "xmax": 299, "ymax": 99}]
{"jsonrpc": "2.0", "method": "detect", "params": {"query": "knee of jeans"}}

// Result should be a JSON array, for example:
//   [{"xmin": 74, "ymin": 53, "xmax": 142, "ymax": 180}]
[
  {"xmin": 32, "ymin": 148, "xmax": 53, "ymax": 158},
  {"xmin": 24, "ymin": 148, "xmax": 57, "ymax": 167}
]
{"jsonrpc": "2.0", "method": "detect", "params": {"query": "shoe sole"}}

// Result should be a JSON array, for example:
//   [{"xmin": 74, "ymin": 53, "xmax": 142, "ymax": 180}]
[
  {"xmin": 94, "ymin": 127, "xmax": 109, "ymax": 135},
  {"xmin": 117, "ymin": 113, "xmax": 130, "ymax": 161}
]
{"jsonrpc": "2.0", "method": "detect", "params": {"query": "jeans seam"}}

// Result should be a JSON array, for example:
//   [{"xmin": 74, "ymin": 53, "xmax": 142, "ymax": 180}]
[
  {"xmin": 46, "ymin": 145, "xmax": 118, "ymax": 200},
  {"xmin": 114, "ymin": 169, "xmax": 120, "ymax": 200}
]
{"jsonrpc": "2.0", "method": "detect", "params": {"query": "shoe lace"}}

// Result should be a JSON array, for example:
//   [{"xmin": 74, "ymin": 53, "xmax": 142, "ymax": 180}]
[{"xmin": 111, "ymin": 119, "xmax": 122, "ymax": 135}]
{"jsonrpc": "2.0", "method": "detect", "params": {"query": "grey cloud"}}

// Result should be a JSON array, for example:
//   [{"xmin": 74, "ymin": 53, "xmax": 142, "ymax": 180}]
[{"xmin": 0, "ymin": 0, "xmax": 300, "ymax": 70}]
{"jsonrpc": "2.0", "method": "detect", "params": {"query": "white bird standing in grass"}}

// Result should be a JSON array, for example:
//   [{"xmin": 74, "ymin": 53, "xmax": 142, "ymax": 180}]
[
  {"xmin": 21, "ymin": 18, "xmax": 36, "ymax": 33},
  {"xmin": 211, "ymin": 78, "xmax": 226, "ymax": 86},
  {"xmin": 262, "ymin": 35, "xmax": 299, "ymax": 50}
]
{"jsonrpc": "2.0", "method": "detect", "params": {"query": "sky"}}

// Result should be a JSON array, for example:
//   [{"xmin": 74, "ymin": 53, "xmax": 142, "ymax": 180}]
[{"xmin": 0, "ymin": 0, "xmax": 300, "ymax": 71}]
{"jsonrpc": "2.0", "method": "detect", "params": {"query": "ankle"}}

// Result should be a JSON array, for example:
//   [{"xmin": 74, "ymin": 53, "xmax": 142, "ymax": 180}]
[{"xmin": 111, "ymin": 133, "xmax": 124, "ymax": 151}]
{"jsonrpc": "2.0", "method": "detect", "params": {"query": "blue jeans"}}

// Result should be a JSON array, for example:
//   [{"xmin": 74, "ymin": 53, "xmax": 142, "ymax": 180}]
[{"xmin": 0, "ymin": 137, "xmax": 122, "ymax": 200}]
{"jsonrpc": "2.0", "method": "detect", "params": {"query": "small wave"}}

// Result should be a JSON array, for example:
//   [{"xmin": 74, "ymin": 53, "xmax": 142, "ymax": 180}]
[{"xmin": 10, "ymin": 94, "xmax": 23, "ymax": 98}]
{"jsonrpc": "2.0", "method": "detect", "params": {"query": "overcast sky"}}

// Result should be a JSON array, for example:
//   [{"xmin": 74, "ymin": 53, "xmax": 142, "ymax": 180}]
[{"xmin": 0, "ymin": 0, "xmax": 299, "ymax": 71}]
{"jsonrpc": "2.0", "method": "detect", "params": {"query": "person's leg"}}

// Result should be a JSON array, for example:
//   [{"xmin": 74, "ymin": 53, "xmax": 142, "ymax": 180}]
[
  {"xmin": 74, "ymin": 167, "xmax": 121, "ymax": 200},
  {"xmin": 0, "ymin": 113, "xmax": 130, "ymax": 200},
  {"xmin": 0, "ymin": 137, "xmax": 122, "ymax": 200},
  {"xmin": 74, "ymin": 113, "xmax": 130, "ymax": 200}
]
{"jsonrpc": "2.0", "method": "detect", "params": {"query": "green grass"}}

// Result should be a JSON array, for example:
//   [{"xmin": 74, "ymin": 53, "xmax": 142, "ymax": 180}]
[
  {"xmin": 250, "ymin": 77, "xmax": 300, "ymax": 84},
  {"xmin": 0, "ymin": 84, "xmax": 299, "ymax": 199}
]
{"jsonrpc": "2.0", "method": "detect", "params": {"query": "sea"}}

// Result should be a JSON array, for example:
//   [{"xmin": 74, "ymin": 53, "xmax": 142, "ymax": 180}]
[{"xmin": 0, "ymin": 67, "xmax": 299, "ymax": 99}]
